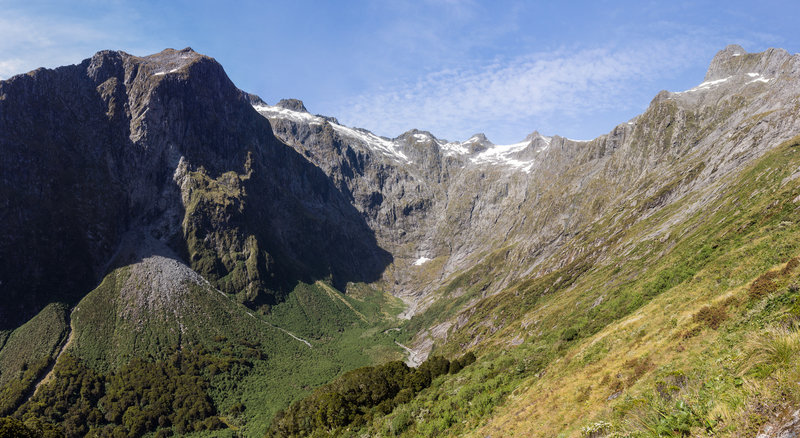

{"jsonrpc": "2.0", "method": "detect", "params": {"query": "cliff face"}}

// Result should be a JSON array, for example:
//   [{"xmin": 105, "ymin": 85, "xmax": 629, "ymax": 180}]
[{"xmin": 0, "ymin": 48, "xmax": 390, "ymax": 329}]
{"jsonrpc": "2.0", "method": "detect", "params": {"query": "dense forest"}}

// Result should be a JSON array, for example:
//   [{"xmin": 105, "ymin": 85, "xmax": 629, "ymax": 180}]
[
  {"xmin": 0, "ymin": 337, "xmax": 475, "ymax": 438},
  {"xmin": 0, "ymin": 338, "xmax": 264, "ymax": 437},
  {"xmin": 268, "ymin": 353, "xmax": 476, "ymax": 437}
]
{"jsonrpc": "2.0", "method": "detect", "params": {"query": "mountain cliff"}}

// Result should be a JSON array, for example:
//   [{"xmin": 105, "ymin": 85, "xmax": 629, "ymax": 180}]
[{"xmin": 0, "ymin": 47, "xmax": 390, "ymax": 330}]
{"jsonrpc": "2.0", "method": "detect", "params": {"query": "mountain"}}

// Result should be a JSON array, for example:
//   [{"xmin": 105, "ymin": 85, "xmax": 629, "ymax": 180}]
[
  {"xmin": 0, "ymin": 48, "xmax": 399, "ymax": 436},
  {"xmin": 1, "ymin": 44, "xmax": 800, "ymax": 437},
  {"xmin": 257, "ymin": 44, "xmax": 800, "ymax": 436},
  {"xmin": 0, "ymin": 47, "xmax": 391, "ymax": 330},
  {"xmin": 256, "ymin": 43, "xmax": 800, "ymax": 351}
]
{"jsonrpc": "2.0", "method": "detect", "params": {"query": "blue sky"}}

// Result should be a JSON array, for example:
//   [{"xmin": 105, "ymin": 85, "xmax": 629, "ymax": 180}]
[{"xmin": 1, "ymin": 0, "xmax": 798, "ymax": 143}]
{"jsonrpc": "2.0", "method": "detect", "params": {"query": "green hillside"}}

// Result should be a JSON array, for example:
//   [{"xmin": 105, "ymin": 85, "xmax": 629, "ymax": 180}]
[{"xmin": 1, "ymin": 267, "xmax": 405, "ymax": 437}]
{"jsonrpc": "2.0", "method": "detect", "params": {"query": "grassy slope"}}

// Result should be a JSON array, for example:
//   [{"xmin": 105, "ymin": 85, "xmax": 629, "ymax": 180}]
[
  {"xmin": 0, "ymin": 303, "xmax": 69, "ymax": 388},
  {"xmin": 233, "ymin": 281, "xmax": 406, "ymax": 435},
  {"xmin": 0, "ymin": 303, "xmax": 69, "ymax": 415},
  {"xmin": 340, "ymin": 136, "xmax": 800, "ymax": 437}
]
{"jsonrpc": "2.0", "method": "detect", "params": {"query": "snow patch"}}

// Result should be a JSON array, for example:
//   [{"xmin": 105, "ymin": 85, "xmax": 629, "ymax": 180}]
[
  {"xmin": 254, "ymin": 103, "xmax": 410, "ymax": 163},
  {"xmin": 745, "ymin": 73, "xmax": 773, "ymax": 84},
  {"xmin": 153, "ymin": 68, "xmax": 180, "ymax": 76},
  {"xmin": 679, "ymin": 76, "xmax": 731, "ymax": 93},
  {"xmin": 470, "ymin": 139, "xmax": 534, "ymax": 173},
  {"xmin": 439, "ymin": 141, "xmax": 470, "ymax": 156},
  {"xmin": 413, "ymin": 257, "xmax": 431, "ymax": 266},
  {"xmin": 331, "ymin": 124, "xmax": 410, "ymax": 162},
  {"xmin": 253, "ymin": 104, "xmax": 319, "ymax": 124}
]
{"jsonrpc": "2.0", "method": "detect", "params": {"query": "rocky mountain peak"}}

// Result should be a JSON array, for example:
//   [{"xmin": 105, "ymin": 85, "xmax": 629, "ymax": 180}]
[
  {"xmin": 134, "ymin": 47, "xmax": 206, "ymax": 77},
  {"xmin": 395, "ymin": 129, "xmax": 437, "ymax": 145},
  {"xmin": 276, "ymin": 98, "xmax": 308, "ymax": 112},
  {"xmin": 463, "ymin": 133, "xmax": 492, "ymax": 153},
  {"xmin": 704, "ymin": 44, "xmax": 794, "ymax": 81}
]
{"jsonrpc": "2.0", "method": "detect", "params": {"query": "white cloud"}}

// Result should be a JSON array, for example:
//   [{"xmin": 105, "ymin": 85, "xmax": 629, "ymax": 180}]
[
  {"xmin": 0, "ymin": 8, "xmax": 157, "ymax": 79},
  {"xmin": 0, "ymin": 58, "xmax": 27, "ymax": 79},
  {"xmin": 334, "ymin": 37, "xmax": 717, "ymax": 143}
]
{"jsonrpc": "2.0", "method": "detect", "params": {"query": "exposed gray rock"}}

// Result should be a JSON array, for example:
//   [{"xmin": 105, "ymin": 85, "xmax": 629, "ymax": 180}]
[
  {"xmin": 276, "ymin": 98, "xmax": 308, "ymax": 112},
  {"xmin": 255, "ymin": 45, "xmax": 800, "ymax": 321}
]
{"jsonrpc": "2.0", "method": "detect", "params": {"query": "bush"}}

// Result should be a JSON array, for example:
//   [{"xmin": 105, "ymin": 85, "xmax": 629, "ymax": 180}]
[
  {"xmin": 562, "ymin": 327, "xmax": 580, "ymax": 342},
  {"xmin": 0, "ymin": 416, "xmax": 38, "ymax": 438},
  {"xmin": 782, "ymin": 257, "xmax": 799, "ymax": 275},
  {"xmin": 742, "ymin": 325, "xmax": 800, "ymax": 375},
  {"xmin": 750, "ymin": 271, "xmax": 779, "ymax": 299},
  {"xmin": 693, "ymin": 304, "xmax": 728, "ymax": 329},
  {"xmin": 267, "ymin": 352, "xmax": 477, "ymax": 436},
  {"xmin": 581, "ymin": 420, "xmax": 612, "ymax": 438}
]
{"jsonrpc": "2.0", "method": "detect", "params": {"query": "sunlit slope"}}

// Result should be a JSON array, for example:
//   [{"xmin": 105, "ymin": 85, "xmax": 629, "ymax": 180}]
[{"xmin": 352, "ymin": 135, "xmax": 800, "ymax": 437}]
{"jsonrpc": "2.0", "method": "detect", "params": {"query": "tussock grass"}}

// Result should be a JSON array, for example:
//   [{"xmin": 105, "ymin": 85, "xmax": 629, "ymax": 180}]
[{"xmin": 740, "ymin": 323, "xmax": 800, "ymax": 376}]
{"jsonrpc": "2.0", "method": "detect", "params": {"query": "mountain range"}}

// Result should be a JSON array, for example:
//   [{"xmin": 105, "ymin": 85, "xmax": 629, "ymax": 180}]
[{"xmin": 1, "ymin": 44, "xmax": 800, "ymax": 437}]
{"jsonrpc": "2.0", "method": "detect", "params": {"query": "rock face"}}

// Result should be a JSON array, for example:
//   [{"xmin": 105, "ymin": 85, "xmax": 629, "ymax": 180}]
[
  {"xmin": 0, "ymin": 48, "xmax": 390, "ymax": 329},
  {"xmin": 256, "ymin": 45, "xmax": 800, "ymax": 316}
]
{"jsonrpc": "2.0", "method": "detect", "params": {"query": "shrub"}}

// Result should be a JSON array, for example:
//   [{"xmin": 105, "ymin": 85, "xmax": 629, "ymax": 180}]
[
  {"xmin": 581, "ymin": 420, "xmax": 612, "ymax": 438},
  {"xmin": 693, "ymin": 304, "xmax": 728, "ymax": 329},
  {"xmin": 623, "ymin": 357, "xmax": 654, "ymax": 386},
  {"xmin": 0, "ymin": 417, "xmax": 38, "ymax": 438},
  {"xmin": 782, "ymin": 257, "xmax": 799, "ymax": 275},
  {"xmin": 741, "ymin": 324, "xmax": 800, "ymax": 376},
  {"xmin": 562, "ymin": 327, "xmax": 580, "ymax": 342},
  {"xmin": 750, "ymin": 271, "xmax": 779, "ymax": 299}
]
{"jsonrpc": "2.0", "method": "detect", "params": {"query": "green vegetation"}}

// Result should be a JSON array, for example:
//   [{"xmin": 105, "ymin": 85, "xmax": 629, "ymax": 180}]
[
  {"xmin": 16, "ymin": 350, "xmax": 226, "ymax": 437},
  {"xmin": 182, "ymin": 168, "xmax": 283, "ymax": 306},
  {"xmin": 267, "ymin": 353, "xmax": 475, "ymax": 437},
  {"xmin": 0, "ymin": 303, "xmax": 69, "ymax": 416},
  {"xmin": 0, "ymin": 271, "xmax": 406, "ymax": 436},
  {"xmin": 0, "ymin": 415, "xmax": 63, "ymax": 437}
]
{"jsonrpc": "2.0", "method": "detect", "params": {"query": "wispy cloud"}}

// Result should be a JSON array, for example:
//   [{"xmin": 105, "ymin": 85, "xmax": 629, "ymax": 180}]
[
  {"xmin": 0, "ymin": 6, "xmax": 157, "ymax": 79},
  {"xmin": 334, "ymin": 36, "xmax": 720, "ymax": 143}
]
